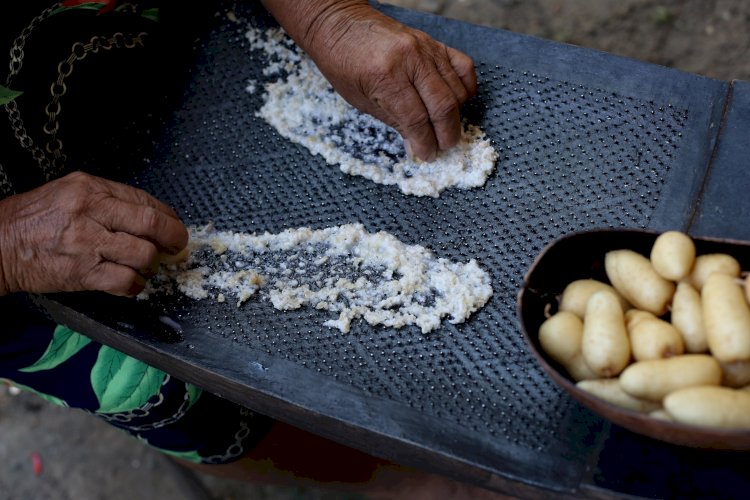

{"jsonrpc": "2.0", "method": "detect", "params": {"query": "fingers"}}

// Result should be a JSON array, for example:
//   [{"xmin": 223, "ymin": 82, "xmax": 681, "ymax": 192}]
[
  {"xmin": 63, "ymin": 171, "xmax": 180, "ymax": 220},
  {"xmin": 378, "ymin": 40, "xmax": 477, "ymax": 161},
  {"xmin": 102, "ymin": 179, "xmax": 181, "ymax": 220},
  {"xmin": 99, "ymin": 232, "xmax": 161, "ymax": 278},
  {"xmin": 78, "ymin": 176, "xmax": 188, "ymax": 295},
  {"xmin": 434, "ymin": 46, "xmax": 474, "ymax": 104},
  {"xmin": 376, "ymin": 82, "xmax": 438, "ymax": 162},
  {"xmin": 390, "ymin": 62, "xmax": 460, "ymax": 160},
  {"xmin": 81, "ymin": 261, "xmax": 147, "ymax": 297},
  {"xmin": 446, "ymin": 47, "xmax": 477, "ymax": 99},
  {"xmin": 96, "ymin": 177, "xmax": 189, "ymax": 256},
  {"xmin": 410, "ymin": 45, "xmax": 476, "ymax": 154},
  {"xmin": 412, "ymin": 71, "xmax": 462, "ymax": 152},
  {"xmin": 95, "ymin": 199, "xmax": 189, "ymax": 255},
  {"xmin": 1, "ymin": 172, "xmax": 189, "ymax": 296}
]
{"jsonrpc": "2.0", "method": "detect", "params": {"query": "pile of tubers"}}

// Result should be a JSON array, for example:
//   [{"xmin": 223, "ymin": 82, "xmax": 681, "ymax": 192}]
[{"xmin": 539, "ymin": 231, "xmax": 750, "ymax": 429}]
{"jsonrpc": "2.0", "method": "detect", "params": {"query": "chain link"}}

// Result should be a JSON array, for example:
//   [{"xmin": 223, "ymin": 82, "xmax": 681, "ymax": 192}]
[
  {"xmin": 92, "ymin": 377, "xmax": 202, "ymax": 432},
  {"xmin": 94, "ymin": 382, "xmax": 259, "ymax": 463},
  {"xmin": 3, "ymin": 3, "xmax": 60, "ymax": 178},
  {"xmin": 6, "ymin": 3, "xmax": 59, "ymax": 85},
  {"xmin": 40, "ymin": 32, "xmax": 147, "ymax": 180},
  {"xmin": 202, "ymin": 408, "xmax": 255, "ymax": 464},
  {"xmin": 0, "ymin": 162, "xmax": 16, "ymax": 197},
  {"xmin": 4, "ymin": 2, "xmax": 148, "ymax": 181}
]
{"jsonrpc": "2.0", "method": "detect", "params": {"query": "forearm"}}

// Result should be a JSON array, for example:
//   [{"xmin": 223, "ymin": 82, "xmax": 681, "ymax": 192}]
[
  {"xmin": 259, "ymin": 0, "xmax": 371, "ymax": 56},
  {"xmin": 0, "ymin": 199, "xmax": 19, "ymax": 297},
  {"xmin": 0, "ymin": 248, "xmax": 9, "ymax": 297}
]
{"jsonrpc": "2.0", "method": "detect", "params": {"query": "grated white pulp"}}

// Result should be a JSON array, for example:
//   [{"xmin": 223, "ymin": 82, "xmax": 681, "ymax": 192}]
[
  {"xmin": 140, "ymin": 224, "xmax": 493, "ymax": 334},
  {"xmin": 246, "ymin": 26, "xmax": 498, "ymax": 197}
]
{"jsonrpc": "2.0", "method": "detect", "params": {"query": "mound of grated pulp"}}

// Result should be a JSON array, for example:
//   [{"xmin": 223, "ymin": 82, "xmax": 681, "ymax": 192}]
[
  {"xmin": 246, "ymin": 25, "xmax": 498, "ymax": 198},
  {"xmin": 140, "ymin": 224, "xmax": 493, "ymax": 334}
]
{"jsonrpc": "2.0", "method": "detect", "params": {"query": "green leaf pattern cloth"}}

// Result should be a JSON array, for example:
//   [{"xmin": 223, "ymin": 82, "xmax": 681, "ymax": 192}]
[
  {"xmin": 186, "ymin": 381, "xmax": 202, "ymax": 408},
  {"xmin": 19, "ymin": 325, "xmax": 92, "ymax": 373},
  {"xmin": 15, "ymin": 324, "xmax": 200, "ymax": 415},
  {"xmin": 140, "ymin": 438, "xmax": 204, "ymax": 463},
  {"xmin": 0, "ymin": 378, "xmax": 69, "ymax": 407},
  {"xmin": 0, "ymin": 84, "xmax": 22, "ymax": 105},
  {"xmin": 91, "ymin": 346, "xmax": 167, "ymax": 414}
]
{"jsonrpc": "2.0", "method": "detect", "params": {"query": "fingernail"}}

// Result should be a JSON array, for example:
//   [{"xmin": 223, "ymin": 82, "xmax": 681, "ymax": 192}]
[{"xmin": 404, "ymin": 139, "xmax": 415, "ymax": 160}]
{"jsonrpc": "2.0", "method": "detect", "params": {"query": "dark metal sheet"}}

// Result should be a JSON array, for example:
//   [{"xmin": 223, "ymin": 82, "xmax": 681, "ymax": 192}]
[
  {"xmin": 27, "ymin": 2, "xmax": 745, "ymax": 497},
  {"xmin": 689, "ymin": 79, "xmax": 750, "ymax": 239},
  {"xmin": 375, "ymin": 3, "xmax": 730, "ymax": 233}
]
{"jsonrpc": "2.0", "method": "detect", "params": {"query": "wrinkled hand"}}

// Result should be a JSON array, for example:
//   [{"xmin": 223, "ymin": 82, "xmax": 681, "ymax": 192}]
[
  {"xmin": 262, "ymin": 0, "xmax": 477, "ymax": 162},
  {"xmin": 0, "ymin": 171, "xmax": 188, "ymax": 297}
]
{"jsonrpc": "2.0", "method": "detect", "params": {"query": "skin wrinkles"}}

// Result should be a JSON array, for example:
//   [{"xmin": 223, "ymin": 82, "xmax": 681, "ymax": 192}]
[
  {"xmin": 0, "ymin": 1, "xmax": 476, "ymax": 301},
  {"xmin": 260, "ymin": 0, "xmax": 476, "ymax": 162},
  {"xmin": 0, "ymin": 4, "xmax": 509, "ymax": 496},
  {"xmin": 0, "ymin": 172, "xmax": 187, "ymax": 297}
]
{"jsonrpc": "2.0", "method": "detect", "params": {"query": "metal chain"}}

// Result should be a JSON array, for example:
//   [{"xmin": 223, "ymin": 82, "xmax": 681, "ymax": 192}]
[
  {"xmin": 4, "ymin": 3, "xmax": 60, "ymax": 179},
  {"xmin": 92, "ymin": 378, "xmax": 202, "ymax": 433},
  {"xmin": 202, "ymin": 408, "xmax": 255, "ymax": 464},
  {"xmin": 0, "ymin": 162, "xmax": 16, "ymax": 197},
  {"xmin": 4, "ymin": 2, "xmax": 148, "ymax": 181},
  {"xmin": 41, "ymin": 31, "xmax": 147, "ymax": 180},
  {"xmin": 6, "ymin": 3, "xmax": 60, "ymax": 84},
  {"xmin": 99, "ymin": 389, "xmax": 260, "ymax": 463}
]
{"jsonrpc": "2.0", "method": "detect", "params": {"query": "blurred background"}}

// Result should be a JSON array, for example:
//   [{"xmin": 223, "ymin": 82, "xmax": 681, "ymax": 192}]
[
  {"xmin": 2, "ymin": 1, "xmax": 749, "ymax": 499},
  {"xmin": 391, "ymin": 0, "xmax": 750, "ymax": 81}
]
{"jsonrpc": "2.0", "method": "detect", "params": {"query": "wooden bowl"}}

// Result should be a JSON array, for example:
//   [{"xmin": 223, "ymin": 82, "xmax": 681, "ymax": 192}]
[{"xmin": 517, "ymin": 228, "xmax": 750, "ymax": 450}]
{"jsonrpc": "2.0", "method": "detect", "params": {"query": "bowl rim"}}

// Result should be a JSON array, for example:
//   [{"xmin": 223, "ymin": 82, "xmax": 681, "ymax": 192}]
[{"xmin": 517, "ymin": 228, "xmax": 750, "ymax": 450}]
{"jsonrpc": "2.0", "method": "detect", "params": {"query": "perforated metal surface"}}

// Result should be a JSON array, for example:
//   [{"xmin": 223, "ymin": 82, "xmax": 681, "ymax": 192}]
[
  {"xmin": 133, "ymin": 3, "xmax": 684, "ymax": 450},
  {"xmin": 37, "ymin": 1, "xmax": 739, "ymax": 495}
]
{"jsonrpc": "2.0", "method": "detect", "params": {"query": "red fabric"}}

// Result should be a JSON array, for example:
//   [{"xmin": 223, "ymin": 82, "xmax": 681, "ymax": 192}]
[{"xmin": 61, "ymin": 0, "xmax": 118, "ymax": 15}]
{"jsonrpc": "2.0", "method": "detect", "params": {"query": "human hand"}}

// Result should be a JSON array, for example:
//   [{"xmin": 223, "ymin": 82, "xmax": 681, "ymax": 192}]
[
  {"xmin": 261, "ymin": 0, "xmax": 477, "ymax": 162},
  {"xmin": 0, "ymin": 171, "xmax": 188, "ymax": 297}
]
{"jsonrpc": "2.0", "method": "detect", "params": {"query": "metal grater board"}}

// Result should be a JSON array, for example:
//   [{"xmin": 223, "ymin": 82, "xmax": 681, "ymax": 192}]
[{"xmin": 34, "ymin": 2, "xmax": 748, "ymax": 496}]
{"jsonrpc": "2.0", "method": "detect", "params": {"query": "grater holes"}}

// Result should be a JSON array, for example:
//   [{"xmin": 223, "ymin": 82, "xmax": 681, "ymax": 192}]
[{"xmin": 128, "ymin": 3, "xmax": 691, "ymax": 453}]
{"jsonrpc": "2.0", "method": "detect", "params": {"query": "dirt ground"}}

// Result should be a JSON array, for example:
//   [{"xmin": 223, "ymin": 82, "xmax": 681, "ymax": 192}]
[
  {"xmin": 3, "ymin": 1, "xmax": 750, "ymax": 500},
  {"xmin": 390, "ymin": 0, "xmax": 750, "ymax": 81}
]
